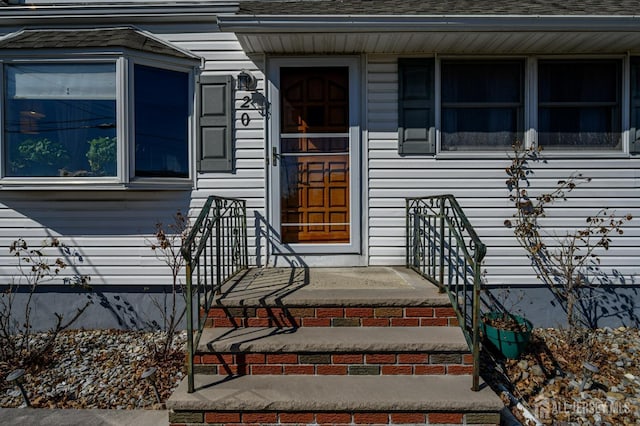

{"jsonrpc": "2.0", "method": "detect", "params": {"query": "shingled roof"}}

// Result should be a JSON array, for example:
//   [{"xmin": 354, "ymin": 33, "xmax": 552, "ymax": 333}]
[
  {"xmin": 237, "ymin": 0, "xmax": 640, "ymax": 15},
  {"xmin": 0, "ymin": 27, "xmax": 200, "ymax": 60}
]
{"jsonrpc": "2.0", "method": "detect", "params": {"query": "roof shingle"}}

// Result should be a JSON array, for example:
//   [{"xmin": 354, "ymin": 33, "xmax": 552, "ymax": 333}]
[
  {"xmin": 0, "ymin": 27, "xmax": 199, "ymax": 60},
  {"xmin": 238, "ymin": 0, "xmax": 640, "ymax": 16}
]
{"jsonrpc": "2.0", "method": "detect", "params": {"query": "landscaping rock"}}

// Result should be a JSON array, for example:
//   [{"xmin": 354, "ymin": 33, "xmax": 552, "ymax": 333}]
[
  {"xmin": 484, "ymin": 327, "xmax": 640, "ymax": 425},
  {"xmin": 0, "ymin": 330, "xmax": 186, "ymax": 409}
]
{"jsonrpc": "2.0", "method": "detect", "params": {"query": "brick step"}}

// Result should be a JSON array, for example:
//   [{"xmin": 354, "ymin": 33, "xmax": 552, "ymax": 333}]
[
  {"xmin": 194, "ymin": 326, "xmax": 473, "ymax": 376},
  {"xmin": 167, "ymin": 374, "xmax": 503, "ymax": 426},
  {"xmin": 204, "ymin": 305, "xmax": 458, "ymax": 328},
  {"xmin": 208, "ymin": 267, "xmax": 456, "ymax": 328}
]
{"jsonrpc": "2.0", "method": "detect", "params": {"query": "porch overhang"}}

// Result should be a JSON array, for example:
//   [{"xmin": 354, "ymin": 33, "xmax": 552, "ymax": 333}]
[{"xmin": 218, "ymin": 15, "xmax": 640, "ymax": 55}]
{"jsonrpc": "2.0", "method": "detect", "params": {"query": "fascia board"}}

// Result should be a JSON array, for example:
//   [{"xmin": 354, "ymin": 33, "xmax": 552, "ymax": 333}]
[{"xmin": 218, "ymin": 15, "xmax": 640, "ymax": 33}]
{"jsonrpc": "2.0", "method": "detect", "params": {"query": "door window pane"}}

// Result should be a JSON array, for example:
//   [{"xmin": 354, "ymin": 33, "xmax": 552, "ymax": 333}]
[
  {"xmin": 4, "ymin": 63, "xmax": 117, "ymax": 177},
  {"xmin": 538, "ymin": 60, "xmax": 621, "ymax": 150},
  {"xmin": 134, "ymin": 64, "xmax": 189, "ymax": 178},
  {"xmin": 441, "ymin": 61, "xmax": 524, "ymax": 151},
  {"xmin": 280, "ymin": 67, "xmax": 349, "ymax": 134}
]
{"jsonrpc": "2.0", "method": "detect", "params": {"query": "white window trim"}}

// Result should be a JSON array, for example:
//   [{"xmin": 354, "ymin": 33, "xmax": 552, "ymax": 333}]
[{"xmin": 0, "ymin": 51, "xmax": 197, "ymax": 190}]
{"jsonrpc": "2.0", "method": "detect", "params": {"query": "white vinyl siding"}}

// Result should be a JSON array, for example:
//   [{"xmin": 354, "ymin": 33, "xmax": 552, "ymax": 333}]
[
  {"xmin": 367, "ymin": 55, "xmax": 640, "ymax": 286},
  {"xmin": 0, "ymin": 25, "xmax": 638, "ymax": 292},
  {"xmin": 0, "ymin": 24, "xmax": 266, "ymax": 287}
]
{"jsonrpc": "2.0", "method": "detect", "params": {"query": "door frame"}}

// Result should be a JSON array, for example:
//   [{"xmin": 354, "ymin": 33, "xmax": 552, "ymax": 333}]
[{"xmin": 266, "ymin": 56, "xmax": 362, "ymax": 259}]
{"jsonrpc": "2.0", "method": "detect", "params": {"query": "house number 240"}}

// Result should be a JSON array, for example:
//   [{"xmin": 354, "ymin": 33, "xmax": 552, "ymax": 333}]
[{"xmin": 240, "ymin": 96, "xmax": 251, "ymax": 127}]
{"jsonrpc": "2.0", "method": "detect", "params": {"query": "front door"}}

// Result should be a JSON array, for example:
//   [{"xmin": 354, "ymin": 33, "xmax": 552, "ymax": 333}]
[{"xmin": 269, "ymin": 58, "xmax": 360, "ymax": 256}]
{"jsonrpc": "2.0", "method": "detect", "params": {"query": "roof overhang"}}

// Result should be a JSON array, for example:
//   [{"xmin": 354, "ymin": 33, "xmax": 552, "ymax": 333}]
[
  {"xmin": 0, "ymin": 2, "xmax": 237, "ymax": 26},
  {"xmin": 0, "ymin": 27, "xmax": 203, "ymax": 63},
  {"xmin": 218, "ymin": 15, "xmax": 640, "ymax": 54}
]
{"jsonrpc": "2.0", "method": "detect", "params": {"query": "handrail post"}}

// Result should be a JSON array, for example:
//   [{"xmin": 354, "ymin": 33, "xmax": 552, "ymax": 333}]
[
  {"xmin": 215, "ymin": 200, "xmax": 222, "ymax": 294},
  {"xmin": 405, "ymin": 199, "xmax": 410, "ymax": 268},
  {"xmin": 413, "ymin": 208, "xmax": 420, "ymax": 269},
  {"xmin": 471, "ymin": 257, "xmax": 481, "ymax": 391},
  {"xmin": 471, "ymin": 241, "xmax": 486, "ymax": 392},
  {"xmin": 185, "ymin": 261, "xmax": 195, "ymax": 393},
  {"xmin": 438, "ymin": 200, "xmax": 445, "ymax": 293},
  {"xmin": 242, "ymin": 201, "xmax": 248, "ymax": 268}
]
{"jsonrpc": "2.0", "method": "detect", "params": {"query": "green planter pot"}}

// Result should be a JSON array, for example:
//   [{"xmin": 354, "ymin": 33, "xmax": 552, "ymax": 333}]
[{"xmin": 481, "ymin": 312, "xmax": 532, "ymax": 359}]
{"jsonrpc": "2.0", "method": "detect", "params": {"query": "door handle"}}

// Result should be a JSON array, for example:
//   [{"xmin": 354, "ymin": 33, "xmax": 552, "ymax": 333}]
[{"xmin": 272, "ymin": 147, "xmax": 279, "ymax": 166}]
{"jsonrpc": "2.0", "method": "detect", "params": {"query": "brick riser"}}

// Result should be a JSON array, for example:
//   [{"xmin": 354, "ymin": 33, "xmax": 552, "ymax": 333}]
[
  {"xmin": 193, "ymin": 352, "xmax": 474, "ymax": 376},
  {"xmin": 205, "ymin": 306, "xmax": 459, "ymax": 327},
  {"xmin": 170, "ymin": 410, "xmax": 499, "ymax": 425}
]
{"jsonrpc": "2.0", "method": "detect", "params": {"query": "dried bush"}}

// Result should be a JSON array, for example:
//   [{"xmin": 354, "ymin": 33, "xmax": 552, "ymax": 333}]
[
  {"xmin": 504, "ymin": 143, "xmax": 632, "ymax": 339},
  {"xmin": 0, "ymin": 238, "xmax": 91, "ymax": 366},
  {"xmin": 147, "ymin": 211, "xmax": 189, "ymax": 360}
]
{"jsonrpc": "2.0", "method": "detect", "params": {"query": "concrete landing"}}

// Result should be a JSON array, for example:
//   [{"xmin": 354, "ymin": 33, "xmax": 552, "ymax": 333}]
[
  {"xmin": 215, "ymin": 266, "xmax": 450, "ymax": 307},
  {"xmin": 199, "ymin": 326, "xmax": 469, "ymax": 353},
  {"xmin": 167, "ymin": 374, "xmax": 502, "ymax": 412}
]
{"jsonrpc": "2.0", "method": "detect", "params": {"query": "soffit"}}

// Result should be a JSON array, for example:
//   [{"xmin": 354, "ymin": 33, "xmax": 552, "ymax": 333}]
[{"xmin": 234, "ymin": 31, "xmax": 640, "ymax": 55}]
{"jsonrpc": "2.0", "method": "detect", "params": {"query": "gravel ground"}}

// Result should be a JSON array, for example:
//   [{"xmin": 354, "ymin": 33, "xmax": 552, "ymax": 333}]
[
  {"xmin": 0, "ymin": 330, "xmax": 186, "ymax": 409},
  {"xmin": 485, "ymin": 327, "xmax": 640, "ymax": 425},
  {"xmin": 3, "ymin": 327, "xmax": 638, "ymax": 426}
]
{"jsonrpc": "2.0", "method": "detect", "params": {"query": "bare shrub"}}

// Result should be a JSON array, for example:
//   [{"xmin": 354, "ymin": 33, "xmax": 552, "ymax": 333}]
[
  {"xmin": 147, "ymin": 211, "xmax": 189, "ymax": 360},
  {"xmin": 505, "ymin": 143, "xmax": 633, "ymax": 340},
  {"xmin": 0, "ymin": 238, "xmax": 91, "ymax": 366}
]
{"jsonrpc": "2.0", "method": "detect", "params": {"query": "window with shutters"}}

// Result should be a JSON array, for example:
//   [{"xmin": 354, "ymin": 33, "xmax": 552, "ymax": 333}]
[
  {"xmin": 0, "ymin": 28, "xmax": 203, "ymax": 187},
  {"xmin": 399, "ymin": 57, "xmax": 633, "ymax": 155}
]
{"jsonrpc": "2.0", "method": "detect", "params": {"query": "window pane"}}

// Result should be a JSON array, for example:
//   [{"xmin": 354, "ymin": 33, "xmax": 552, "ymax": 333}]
[
  {"xmin": 280, "ymin": 67, "xmax": 349, "ymax": 133},
  {"xmin": 538, "ymin": 60, "xmax": 621, "ymax": 150},
  {"xmin": 441, "ymin": 60, "xmax": 523, "ymax": 151},
  {"xmin": 134, "ymin": 65, "xmax": 189, "ymax": 178},
  {"xmin": 538, "ymin": 107, "xmax": 620, "ymax": 149},
  {"xmin": 281, "ymin": 136, "xmax": 348, "ymax": 153},
  {"xmin": 442, "ymin": 108, "xmax": 520, "ymax": 151},
  {"xmin": 539, "ymin": 60, "xmax": 619, "ymax": 103},
  {"xmin": 442, "ymin": 61, "xmax": 522, "ymax": 103},
  {"xmin": 4, "ymin": 64, "xmax": 117, "ymax": 177}
]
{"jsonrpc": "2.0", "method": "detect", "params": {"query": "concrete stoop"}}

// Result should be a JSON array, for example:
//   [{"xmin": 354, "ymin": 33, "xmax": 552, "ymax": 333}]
[{"xmin": 167, "ymin": 267, "xmax": 503, "ymax": 425}]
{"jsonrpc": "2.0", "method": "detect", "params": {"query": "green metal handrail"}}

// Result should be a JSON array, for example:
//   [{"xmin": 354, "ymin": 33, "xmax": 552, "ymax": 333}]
[
  {"xmin": 406, "ymin": 195, "xmax": 486, "ymax": 391},
  {"xmin": 181, "ymin": 196, "xmax": 248, "ymax": 393}
]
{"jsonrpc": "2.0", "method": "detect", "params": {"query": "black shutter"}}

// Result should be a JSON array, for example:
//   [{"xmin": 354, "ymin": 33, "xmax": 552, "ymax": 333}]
[
  {"xmin": 398, "ymin": 58, "xmax": 435, "ymax": 155},
  {"xmin": 197, "ymin": 75, "xmax": 233, "ymax": 172}
]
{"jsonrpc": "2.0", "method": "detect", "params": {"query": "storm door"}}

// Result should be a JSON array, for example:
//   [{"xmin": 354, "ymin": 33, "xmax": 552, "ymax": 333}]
[{"xmin": 269, "ymin": 59, "xmax": 360, "ymax": 254}]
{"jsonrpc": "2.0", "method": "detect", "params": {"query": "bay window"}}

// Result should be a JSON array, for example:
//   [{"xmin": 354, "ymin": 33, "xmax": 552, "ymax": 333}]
[
  {"xmin": 2, "ymin": 60, "xmax": 191, "ymax": 183},
  {"xmin": 0, "ymin": 28, "xmax": 201, "ymax": 186}
]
